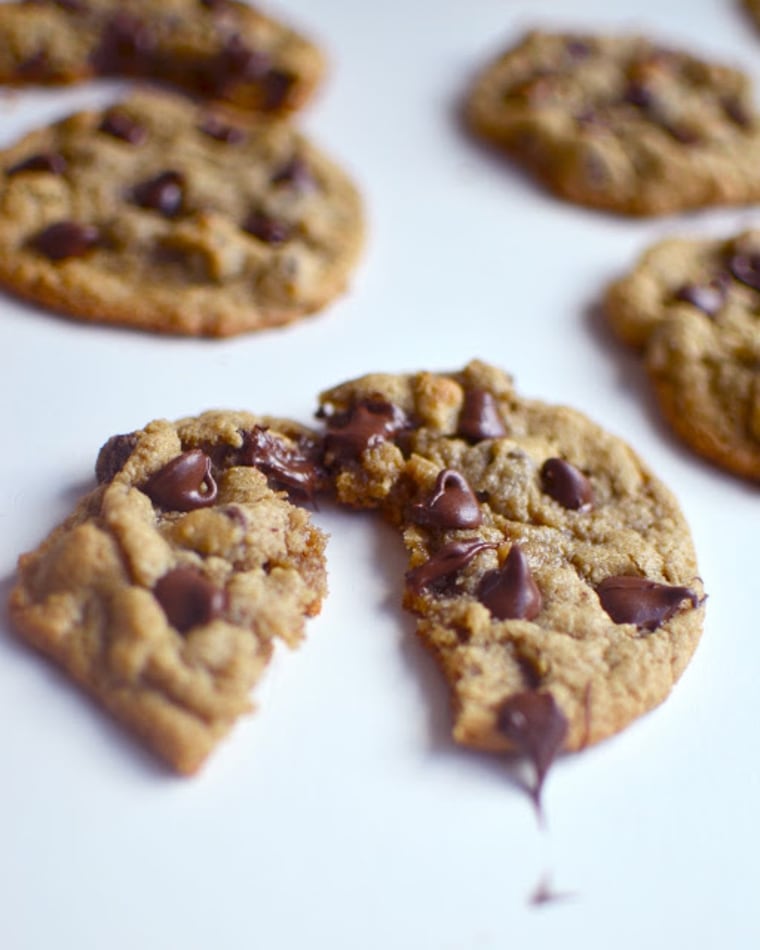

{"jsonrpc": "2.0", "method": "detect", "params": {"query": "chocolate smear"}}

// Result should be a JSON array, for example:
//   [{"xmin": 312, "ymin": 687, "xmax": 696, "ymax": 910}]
[
  {"xmin": 540, "ymin": 458, "xmax": 594, "ymax": 511},
  {"xmin": 477, "ymin": 544, "xmax": 542, "ymax": 620},
  {"xmin": 154, "ymin": 566, "xmax": 226, "ymax": 633},
  {"xmin": 596, "ymin": 575, "xmax": 701, "ymax": 632},
  {"xmin": 241, "ymin": 426, "xmax": 322, "ymax": 499},
  {"xmin": 457, "ymin": 388, "xmax": 507, "ymax": 441},
  {"xmin": 405, "ymin": 539, "xmax": 497, "ymax": 595},
  {"xmin": 323, "ymin": 399, "xmax": 409, "ymax": 463},
  {"xmin": 142, "ymin": 450, "xmax": 218, "ymax": 511},
  {"xmin": 410, "ymin": 469, "xmax": 483, "ymax": 529},
  {"xmin": 497, "ymin": 691, "xmax": 568, "ymax": 811}
]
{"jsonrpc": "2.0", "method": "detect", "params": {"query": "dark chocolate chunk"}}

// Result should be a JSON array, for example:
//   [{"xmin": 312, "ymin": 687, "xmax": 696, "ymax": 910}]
[
  {"xmin": 91, "ymin": 12, "xmax": 156, "ymax": 75},
  {"xmin": 457, "ymin": 389, "xmax": 507, "ymax": 442},
  {"xmin": 153, "ymin": 566, "xmax": 226, "ymax": 633},
  {"xmin": 132, "ymin": 170, "xmax": 185, "ymax": 217},
  {"xmin": 729, "ymin": 251, "xmax": 760, "ymax": 291},
  {"xmin": 241, "ymin": 426, "xmax": 322, "ymax": 498},
  {"xmin": 142, "ymin": 450, "xmax": 218, "ymax": 511},
  {"xmin": 243, "ymin": 210, "xmax": 292, "ymax": 244},
  {"xmin": 497, "ymin": 691, "xmax": 568, "ymax": 809},
  {"xmin": 410, "ymin": 469, "xmax": 483, "ymax": 529},
  {"xmin": 95, "ymin": 432, "xmax": 138, "ymax": 484},
  {"xmin": 31, "ymin": 221, "xmax": 100, "ymax": 260},
  {"xmin": 596, "ymin": 575, "xmax": 700, "ymax": 632},
  {"xmin": 99, "ymin": 110, "xmax": 147, "ymax": 145},
  {"xmin": 406, "ymin": 539, "xmax": 497, "ymax": 595},
  {"xmin": 673, "ymin": 276, "xmax": 729, "ymax": 316},
  {"xmin": 7, "ymin": 152, "xmax": 67, "ymax": 176},
  {"xmin": 540, "ymin": 458, "xmax": 594, "ymax": 511},
  {"xmin": 198, "ymin": 114, "xmax": 246, "ymax": 144},
  {"xmin": 477, "ymin": 544, "xmax": 542, "ymax": 621},
  {"xmin": 323, "ymin": 399, "xmax": 409, "ymax": 463}
]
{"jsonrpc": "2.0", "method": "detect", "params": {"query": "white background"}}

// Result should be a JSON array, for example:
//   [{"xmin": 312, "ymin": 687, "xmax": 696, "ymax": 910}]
[{"xmin": 1, "ymin": 1, "xmax": 758, "ymax": 947}]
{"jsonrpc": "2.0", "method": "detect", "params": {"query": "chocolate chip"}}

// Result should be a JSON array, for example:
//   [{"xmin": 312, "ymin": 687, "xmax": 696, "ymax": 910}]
[
  {"xmin": 477, "ymin": 544, "xmax": 542, "ymax": 621},
  {"xmin": 405, "ymin": 539, "xmax": 498, "ymax": 595},
  {"xmin": 240, "ymin": 426, "xmax": 322, "ymax": 499},
  {"xmin": 729, "ymin": 251, "xmax": 760, "ymax": 291},
  {"xmin": 7, "ymin": 152, "xmax": 67, "ymax": 176},
  {"xmin": 51, "ymin": 0, "xmax": 89, "ymax": 11},
  {"xmin": 271, "ymin": 155, "xmax": 314, "ymax": 191},
  {"xmin": 259, "ymin": 69, "xmax": 297, "ymax": 111},
  {"xmin": 496, "ymin": 691, "xmax": 568, "ymax": 809},
  {"xmin": 99, "ymin": 110, "xmax": 147, "ymax": 145},
  {"xmin": 540, "ymin": 458, "xmax": 594, "ymax": 511},
  {"xmin": 95, "ymin": 432, "xmax": 138, "ymax": 484},
  {"xmin": 596, "ymin": 575, "xmax": 701, "ymax": 632},
  {"xmin": 201, "ymin": 36, "xmax": 270, "ymax": 96},
  {"xmin": 457, "ymin": 389, "xmax": 507, "ymax": 442},
  {"xmin": 91, "ymin": 12, "xmax": 156, "ymax": 74},
  {"xmin": 673, "ymin": 277, "xmax": 729, "ymax": 316},
  {"xmin": 323, "ymin": 399, "xmax": 409, "ymax": 463},
  {"xmin": 664, "ymin": 121, "xmax": 701, "ymax": 145},
  {"xmin": 243, "ymin": 210, "xmax": 292, "ymax": 244},
  {"xmin": 410, "ymin": 469, "xmax": 483, "ymax": 529},
  {"xmin": 31, "ymin": 221, "xmax": 100, "ymax": 260},
  {"xmin": 198, "ymin": 114, "xmax": 246, "ymax": 144},
  {"xmin": 153, "ymin": 566, "xmax": 226, "ymax": 634},
  {"xmin": 132, "ymin": 170, "xmax": 185, "ymax": 217},
  {"xmin": 15, "ymin": 50, "xmax": 50, "ymax": 81},
  {"xmin": 142, "ymin": 450, "xmax": 218, "ymax": 511},
  {"xmin": 623, "ymin": 81, "xmax": 654, "ymax": 109}
]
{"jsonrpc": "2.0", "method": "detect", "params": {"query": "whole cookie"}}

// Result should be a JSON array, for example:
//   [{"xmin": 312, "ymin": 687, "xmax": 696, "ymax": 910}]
[
  {"xmin": 8, "ymin": 410, "xmax": 328, "ymax": 774},
  {"xmin": 605, "ymin": 232, "xmax": 760, "ymax": 481},
  {"xmin": 318, "ymin": 361, "xmax": 705, "ymax": 793},
  {"xmin": 0, "ymin": 89, "xmax": 364, "ymax": 336},
  {"xmin": 465, "ymin": 30, "xmax": 760, "ymax": 215},
  {"xmin": 0, "ymin": 0, "xmax": 324, "ymax": 115}
]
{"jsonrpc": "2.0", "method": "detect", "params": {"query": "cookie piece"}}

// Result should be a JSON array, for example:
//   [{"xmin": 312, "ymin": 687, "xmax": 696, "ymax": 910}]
[
  {"xmin": 8, "ymin": 411, "xmax": 328, "ymax": 774},
  {"xmin": 318, "ymin": 361, "xmax": 705, "ymax": 795},
  {"xmin": 605, "ymin": 232, "xmax": 760, "ymax": 481},
  {"xmin": 465, "ymin": 30, "xmax": 760, "ymax": 215},
  {"xmin": 0, "ymin": 0, "xmax": 324, "ymax": 115},
  {"xmin": 0, "ymin": 89, "xmax": 364, "ymax": 336}
]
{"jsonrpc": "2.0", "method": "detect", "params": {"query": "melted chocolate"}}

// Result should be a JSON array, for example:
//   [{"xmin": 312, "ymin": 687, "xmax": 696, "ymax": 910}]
[
  {"xmin": 31, "ymin": 221, "xmax": 100, "ymax": 260},
  {"xmin": 132, "ymin": 170, "xmax": 185, "ymax": 217},
  {"xmin": 154, "ymin": 566, "xmax": 226, "ymax": 633},
  {"xmin": 596, "ymin": 575, "xmax": 700, "ymax": 632},
  {"xmin": 142, "ymin": 450, "xmax": 218, "ymax": 511},
  {"xmin": 323, "ymin": 400, "xmax": 409, "ymax": 463},
  {"xmin": 410, "ymin": 469, "xmax": 483, "ymax": 529},
  {"xmin": 540, "ymin": 458, "xmax": 594, "ymax": 511},
  {"xmin": 405, "ymin": 539, "xmax": 497, "ymax": 595},
  {"xmin": 457, "ymin": 389, "xmax": 507, "ymax": 442},
  {"xmin": 728, "ymin": 251, "xmax": 760, "ymax": 291},
  {"xmin": 240, "ymin": 426, "xmax": 321, "ymax": 498},
  {"xmin": 477, "ymin": 544, "xmax": 542, "ymax": 621}
]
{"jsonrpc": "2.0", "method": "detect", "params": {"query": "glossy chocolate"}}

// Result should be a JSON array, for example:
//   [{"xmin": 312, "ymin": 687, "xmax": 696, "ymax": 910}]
[
  {"xmin": 198, "ymin": 114, "xmax": 246, "ymax": 144},
  {"xmin": 31, "ymin": 221, "xmax": 100, "ymax": 260},
  {"xmin": 153, "ymin": 566, "xmax": 226, "ymax": 633},
  {"xmin": 410, "ymin": 469, "xmax": 483, "ymax": 529},
  {"xmin": 241, "ymin": 426, "xmax": 321, "ymax": 498},
  {"xmin": 271, "ymin": 155, "xmax": 314, "ymax": 191},
  {"xmin": 457, "ymin": 388, "xmax": 507, "ymax": 441},
  {"xmin": 497, "ymin": 691, "xmax": 568, "ymax": 808},
  {"xmin": 99, "ymin": 110, "xmax": 147, "ymax": 145},
  {"xmin": 142, "ymin": 450, "xmax": 218, "ymax": 511},
  {"xmin": 323, "ymin": 400, "xmax": 409, "ymax": 463},
  {"xmin": 673, "ymin": 276, "xmax": 729, "ymax": 316},
  {"xmin": 540, "ymin": 458, "xmax": 594, "ymax": 511},
  {"xmin": 243, "ymin": 210, "xmax": 292, "ymax": 244},
  {"xmin": 405, "ymin": 539, "xmax": 497, "ymax": 594},
  {"xmin": 596, "ymin": 575, "xmax": 700, "ymax": 631},
  {"xmin": 132, "ymin": 170, "xmax": 185, "ymax": 217},
  {"xmin": 728, "ymin": 251, "xmax": 760, "ymax": 291},
  {"xmin": 477, "ymin": 544, "xmax": 542, "ymax": 621}
]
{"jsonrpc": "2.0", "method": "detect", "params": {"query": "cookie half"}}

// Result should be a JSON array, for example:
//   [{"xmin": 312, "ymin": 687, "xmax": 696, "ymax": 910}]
[
  {"xmin": 465, "ymin": 30, "xmax": 760, "ymax": 215},
  {"xmin": 8, "ymin": 411, "xmax": 328, "ymax": 774},
  {"xmin": 605, "ymin": 232, "xmax": 760, "ymax": 481},
  {"xmin": 0, "ymin": 0, "xmax": 324, "ymax": 115},
  {"xmin": 318, "ymin": 361, "xmax": 705, "ymax": 792},
  {"xmin": 0, "ymin": 89, "xmax": 364, "ymax": 336}
]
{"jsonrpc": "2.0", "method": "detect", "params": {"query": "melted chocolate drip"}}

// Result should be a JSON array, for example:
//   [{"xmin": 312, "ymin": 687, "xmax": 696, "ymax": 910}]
[
  {"xmin": 323, "ymin": 399, "xmax": 409, "ymax": 463},
  {"xmin": 142, "ymin": 450, "xmax": 218, "ymax": 511},
  {"xmin": 240, "ymin": 426, "xmax": 322, "ymax": 498},
  {"xmin": 405, "ymin": 539, "xmax": 497, "ymax": 595},
  {"xmin": 596, "ymin": 575, "xmax": 700, "ymax": 632}
]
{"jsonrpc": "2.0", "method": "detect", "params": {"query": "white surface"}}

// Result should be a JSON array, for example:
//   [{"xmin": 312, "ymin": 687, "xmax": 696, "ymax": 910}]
[{"xmin": 1, "ymin": 1, "xmax": 758, "ymax": 948}]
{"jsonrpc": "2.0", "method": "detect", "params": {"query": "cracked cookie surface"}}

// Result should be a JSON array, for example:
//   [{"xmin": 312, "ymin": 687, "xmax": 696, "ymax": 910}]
[
  {"xmin": 317, "ymin": 361, "xmax": 705, "ymax": 763},
  {"xmin": 0, "ymin": 0, "xmax": 324, "ymax": 115},
  {"xmin": 605, "ymin": 231, "xmax": 760, "ymax": 481},
  {"xmin": 465, "ymin": 30, "xmax": 760, "ymax": 215},
  {"xmin": 0, "ymin": 89, "xmax": 364, "ymax": 336},
  {"xmin": 8, "ymin": 410, "xmax": 328, "ymax": 774}
]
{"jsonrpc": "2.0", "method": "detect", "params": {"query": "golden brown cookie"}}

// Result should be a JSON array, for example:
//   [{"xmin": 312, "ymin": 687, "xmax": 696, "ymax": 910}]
[
  {"xmin": 0, "ymin": 0, "xmax": 324, "ymax": 115},
  {"xmin": 8, "ymin": 410, "xmax": 328, "ymax": 774},
  {"xmin": 465, "ymin": 30, "xmax": 760, "ymax": 215},
  {"xmin": 0, "ymin": 89, "xmax": 364, "ymax": 336},
  {"xmin": 317, "ymin": 361, "xmax": 706, "ymax": 799},
  {"xmin": 605, "ymin": 231, "xmax": 760, "ymax": 481}
]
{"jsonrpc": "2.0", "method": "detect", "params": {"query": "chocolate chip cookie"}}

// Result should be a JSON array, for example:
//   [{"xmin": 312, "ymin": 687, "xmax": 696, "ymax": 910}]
[
  {"xmin": 8, "ymin": 411, "xmax": 328, "ymax": 774},
  {"xmin": 465, "ymin": 30, "xmax": 760, "ymax": 215},
  {"xmin": 318, "ymin": 361, "xmax": 706, "ymax": 799},
  {"xmin": 0, "ymin": 89, "xmax": 364, "ymax": 336},
  {"xmin": 0, "ymin": 0, "xmax": 324, "ymax": 115},
  {"xmin": 605, "ymin": 232, "xmax": 760, "ymax": 481}
]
